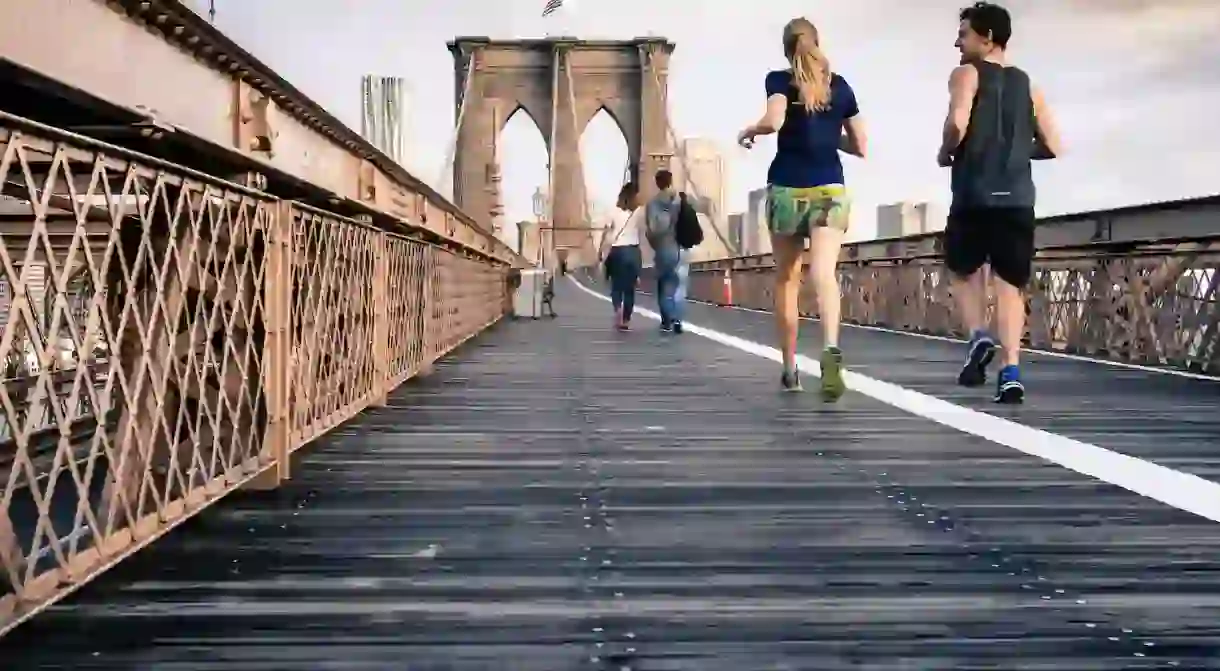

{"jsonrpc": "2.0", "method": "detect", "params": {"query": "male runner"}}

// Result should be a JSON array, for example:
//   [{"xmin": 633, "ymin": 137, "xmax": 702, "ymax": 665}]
[{"xmin": 937, "ymin": 2, "xmax": 1061, "ymax": 403}]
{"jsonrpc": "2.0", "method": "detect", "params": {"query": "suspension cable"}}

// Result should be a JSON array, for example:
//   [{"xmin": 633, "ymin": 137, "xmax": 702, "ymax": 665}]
[
  {"xmin": 546, "ymin": 49, "xmax": 560, "ymax": 270},
  {"xmin": 441, "ymin": 50, "xmax": 735, "ymax": 259},
  {"xmin": 563, "ymin": 53, "xmax": 599, "ymax": 255},
  {"xmin": 436, "ymin": 53, "xmax": 479, "ymax": 197},
  {"xmin": 645, "ymin": 54, "xmax": 738, "ymax": 257}
]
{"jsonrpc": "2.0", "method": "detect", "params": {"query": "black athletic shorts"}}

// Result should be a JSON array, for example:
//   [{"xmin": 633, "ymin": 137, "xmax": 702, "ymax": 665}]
[{"xmin": 943, "ymin": 206, "xmax": 1036, "ymax": 288}]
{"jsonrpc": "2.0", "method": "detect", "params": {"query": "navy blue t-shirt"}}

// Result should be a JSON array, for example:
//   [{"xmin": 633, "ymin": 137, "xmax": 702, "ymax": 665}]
[{"xmin": 764, "ymin": 69, "xmax": 859, "ymax": 188}]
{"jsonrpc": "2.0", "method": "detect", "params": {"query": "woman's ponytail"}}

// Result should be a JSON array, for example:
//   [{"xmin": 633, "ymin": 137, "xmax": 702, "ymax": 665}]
[{"xmin": 784, "ymin": 18, "xmax": 832, "ymax": 112}]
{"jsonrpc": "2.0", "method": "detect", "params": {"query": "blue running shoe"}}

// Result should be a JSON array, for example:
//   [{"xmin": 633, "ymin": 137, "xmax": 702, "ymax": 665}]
[
  {"xmin": 994, "ymin": 364, "xmax": 1025, "ymax": 404},
  {"xmin": 958, "ymin": 331, "xmax": 997, "ymax": 387}
]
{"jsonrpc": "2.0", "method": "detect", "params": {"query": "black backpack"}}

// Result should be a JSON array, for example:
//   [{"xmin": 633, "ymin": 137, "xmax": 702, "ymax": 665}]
[{"xmin": 674, "ymin": 192, "xmax": 703, "ymax": 249}]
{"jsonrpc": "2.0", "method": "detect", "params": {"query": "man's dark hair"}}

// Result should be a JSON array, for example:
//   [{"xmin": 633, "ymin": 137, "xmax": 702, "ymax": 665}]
[
  {"xmin": 654, "ymin": 169, "xmax": 673, "ymax": 190},
  {"xmin": 960, "ymin": 2, "xmax": 1012, "ymax": 48}
]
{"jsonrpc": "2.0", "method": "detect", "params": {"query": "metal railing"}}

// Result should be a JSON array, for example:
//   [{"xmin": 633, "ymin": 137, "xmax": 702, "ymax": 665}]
[
  {"xmin": 0, "ymin": 113, "xmax": 512, "ymax": 635},
  {"xmin": 678, "ymin": 202, "xmax": 1220, "ymax": 374}
]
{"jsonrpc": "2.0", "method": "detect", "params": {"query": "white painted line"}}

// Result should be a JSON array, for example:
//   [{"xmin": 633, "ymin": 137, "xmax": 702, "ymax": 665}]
[
  {"xmin": 630, "ymin": 285, "xmax": 1220, "ymax": 382},
  {"xmin": 569, "ymin": 276, "xmax": 1220, "ymax": 524}
]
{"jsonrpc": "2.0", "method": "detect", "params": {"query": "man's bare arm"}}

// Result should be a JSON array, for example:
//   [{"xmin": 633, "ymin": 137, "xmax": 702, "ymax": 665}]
[
  {"xmin": 1031, "ymin": 84, "xmax": 1062, "ymax": 160},
  {"xmin": 938, "ymin": 65, "xmax": 978, "ymax": 165}
]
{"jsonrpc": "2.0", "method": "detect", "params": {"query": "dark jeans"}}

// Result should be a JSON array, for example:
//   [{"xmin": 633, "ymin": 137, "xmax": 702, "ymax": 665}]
[
  {"xmin": 606, "ymin": 245, "xmax": 641, "ymax": 321},
  {"xmin": 654, "ymin": 246, "xmax": 683, "ymax": 325}
]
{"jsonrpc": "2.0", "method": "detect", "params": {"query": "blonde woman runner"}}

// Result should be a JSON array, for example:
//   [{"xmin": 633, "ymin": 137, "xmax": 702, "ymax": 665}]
[{"xmin": 737, "ymin": 16, "xmax": 866, "ymax": 399}]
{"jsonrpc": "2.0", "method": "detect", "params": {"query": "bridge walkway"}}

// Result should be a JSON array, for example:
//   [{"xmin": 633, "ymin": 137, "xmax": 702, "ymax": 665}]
[{"xmin": 2, "ymin": 280, "xmax": 1218, "ymax": 669}]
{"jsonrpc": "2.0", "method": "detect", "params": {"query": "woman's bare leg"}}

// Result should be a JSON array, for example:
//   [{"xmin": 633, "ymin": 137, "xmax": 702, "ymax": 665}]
[
  {"xmin": 771, "ymin": 233, "xmax": 805, "ymax": 382},
  {"xmin": 806, "ymin": 226, "xmax": 846, "ymax": 347},
  {"xmin": 807, "ymin": 221, "xmax": 848, "ymax": 401}
]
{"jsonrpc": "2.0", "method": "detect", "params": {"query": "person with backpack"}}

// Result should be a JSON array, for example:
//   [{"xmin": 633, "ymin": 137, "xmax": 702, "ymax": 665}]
[
  {"xmin": 644, "ymin": 169, "xmax": 703, "ymax": 334},
  {"xmin": 736, "ymin": 16, "xmax": 866, "ymax": 400}
]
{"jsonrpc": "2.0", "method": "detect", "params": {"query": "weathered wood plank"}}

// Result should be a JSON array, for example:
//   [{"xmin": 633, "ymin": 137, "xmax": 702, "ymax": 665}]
[{"xmin": 0, "ymin": 283, "xmax": 1216, "ymax": 668}]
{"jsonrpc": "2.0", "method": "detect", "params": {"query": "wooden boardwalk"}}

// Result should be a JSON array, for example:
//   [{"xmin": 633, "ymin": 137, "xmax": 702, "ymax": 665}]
[{"xmin": 3, "ymin": 280, "xmax": 1219, "ymax": 669}]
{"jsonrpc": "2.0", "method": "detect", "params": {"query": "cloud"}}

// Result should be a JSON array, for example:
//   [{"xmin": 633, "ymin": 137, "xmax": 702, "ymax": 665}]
[{"xmin": 182, "ymin": 0, "xmax": 1220, "ymax": 234}]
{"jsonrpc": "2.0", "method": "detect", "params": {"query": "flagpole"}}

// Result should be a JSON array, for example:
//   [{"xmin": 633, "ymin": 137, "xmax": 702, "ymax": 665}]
[{"xmin": 541, "ymin": 0, "xmax": 575, "ymax": 37}]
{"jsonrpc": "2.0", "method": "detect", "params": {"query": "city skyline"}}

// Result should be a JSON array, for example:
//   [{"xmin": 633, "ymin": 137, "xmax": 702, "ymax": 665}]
[{"xmin": 188, "ymin": 0, "xmax": 1220, "ymax": 241}]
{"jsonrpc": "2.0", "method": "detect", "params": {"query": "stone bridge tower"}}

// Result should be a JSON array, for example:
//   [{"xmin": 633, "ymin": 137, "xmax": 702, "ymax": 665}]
[{"xmin": 448, "ymin": 36, "xmax": 675, "ymax": 263}]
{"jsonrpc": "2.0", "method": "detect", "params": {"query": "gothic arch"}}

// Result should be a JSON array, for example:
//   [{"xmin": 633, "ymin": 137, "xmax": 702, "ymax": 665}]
[
  {"xmin": 577, "ymin": 102, "xmax": 639, "ymax": 169},
  {"xmin": 449, "ymin": 36, "xmax": 674, "ymax": 261},
  {"xmin": 499, "ymin": 101, "xmax": 550, "ymax": 151}
]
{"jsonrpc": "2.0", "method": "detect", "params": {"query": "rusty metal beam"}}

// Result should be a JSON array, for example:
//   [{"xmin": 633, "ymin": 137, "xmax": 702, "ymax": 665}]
[{"xmin": 0, "ymin": 0, "xmax": 523, "ymax": 266}]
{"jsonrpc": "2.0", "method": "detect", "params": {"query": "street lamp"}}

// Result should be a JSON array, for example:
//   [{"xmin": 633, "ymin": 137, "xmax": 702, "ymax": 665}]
[
  {"xmin": 531, "ymin": 187, "xmax": 548, "ymax": 267},
  {"xmin": 532, "ymin": 187, "xmax": 547, "ymax": 220}
]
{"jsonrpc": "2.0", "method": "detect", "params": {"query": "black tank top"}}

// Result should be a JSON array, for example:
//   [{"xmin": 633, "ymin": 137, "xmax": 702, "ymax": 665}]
[{"xmin": 950, "ymin": 61, "xmax": 1036, "ymax": 210}]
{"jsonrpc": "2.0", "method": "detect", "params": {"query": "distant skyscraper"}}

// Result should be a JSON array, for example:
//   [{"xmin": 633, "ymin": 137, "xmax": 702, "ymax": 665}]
[
  {"xmin": 360, "ymin": 75, "xmax": 410, "ymax": 167},
  {"xmin": 673, "ymin": 138, "xmax": 726, "ymax": 218},
  {"xmin": 915, "ymin": 202, "xmax": 947, "ymax": 234},
  {"xmin": 672, "ymin": 138, "xmax": 731, "ymax": 260},
  {"xmin": 876, "ymin": 201, "xmax": 947, "ymax": 238},
  {"xmin": 727, "ymin": 213, "xmax": 744, "ymax": 254},
  {"xmin": 744, "ymin": 187, "xmax": 771, "ymax": 256}
]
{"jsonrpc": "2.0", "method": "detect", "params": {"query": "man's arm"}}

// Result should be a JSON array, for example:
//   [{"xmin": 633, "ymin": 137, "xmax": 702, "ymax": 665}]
[
  {"xmin": 641, "ymin": 200, "xmax": 660, "ymax": 249},
  {"xmin": 938, "ymin": 64, "xmax": 978, "ymax": 166},
  {"xmin": 1031, "ymin": 84, "xmax": 1062, "ymax": 160}
]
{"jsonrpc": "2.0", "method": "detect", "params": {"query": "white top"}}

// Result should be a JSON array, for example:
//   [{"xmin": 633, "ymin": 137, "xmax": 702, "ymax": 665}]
[{"xmin": 605, "ymin": 207, "xmax": 643, "ymax": 247}]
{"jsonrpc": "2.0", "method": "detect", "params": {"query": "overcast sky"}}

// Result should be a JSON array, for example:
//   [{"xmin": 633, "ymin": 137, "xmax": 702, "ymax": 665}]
[{"xmin": 189, "ymin": 0, "xmax": 1220, "ymax": 240}]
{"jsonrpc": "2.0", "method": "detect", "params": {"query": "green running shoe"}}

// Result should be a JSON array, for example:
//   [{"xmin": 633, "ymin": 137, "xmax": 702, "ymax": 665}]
[{"xmin": 820, "ymin": 347, "xmax": 846, "ymax": 402}]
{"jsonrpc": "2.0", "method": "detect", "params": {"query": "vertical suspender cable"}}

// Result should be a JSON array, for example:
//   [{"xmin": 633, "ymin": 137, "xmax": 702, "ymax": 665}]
[
  {"xmin": 546, "ymin": 49, "xmax": 561, "ymax": 270},
  {"xmin": 646, "ymin": 55, "xmax": 738, "ymax": 256},
  {"xmin": 564, "ymin": 56, "xmax": 599, "ymax": 255},
  {"xmin": 436, "ymin": 54, "xmax": 478, "ymax": 197}
]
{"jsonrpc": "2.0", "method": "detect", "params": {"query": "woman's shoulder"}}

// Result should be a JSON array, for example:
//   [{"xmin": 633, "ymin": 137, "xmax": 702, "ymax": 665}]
[{"xmin": 765, "ymin": 69, "xmax": 793, "ymax": 88}]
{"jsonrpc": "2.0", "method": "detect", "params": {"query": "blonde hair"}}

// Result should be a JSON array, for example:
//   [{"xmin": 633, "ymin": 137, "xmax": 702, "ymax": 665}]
[{"xmin": 783, "ymin": 18, "xmax": 832, "ymax": 112}]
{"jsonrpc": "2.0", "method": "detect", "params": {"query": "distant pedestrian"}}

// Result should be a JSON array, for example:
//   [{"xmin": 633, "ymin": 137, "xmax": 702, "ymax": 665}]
[
  {"xmin": 599, "ymin": 182, "xmax": 644, "ymax": 331},
  {"xmin": 643, "ymin": 170, "xmax": 688, "ymax": 334}
]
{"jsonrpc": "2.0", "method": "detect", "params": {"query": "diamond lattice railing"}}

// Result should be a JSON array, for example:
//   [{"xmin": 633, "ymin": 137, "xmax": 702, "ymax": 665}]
[
  {"xmin": 683, "ymin": 241, "xmax": 1220, "ymax": 374},
  {"xmin": 0, "ymin": 114, "xmax": 511, "ymax": 635}
]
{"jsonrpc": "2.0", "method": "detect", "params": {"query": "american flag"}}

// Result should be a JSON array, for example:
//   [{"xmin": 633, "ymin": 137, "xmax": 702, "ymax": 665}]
[{"xmin": 542, "ymin": 0, "xmax": 563, "ymax": 17}]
